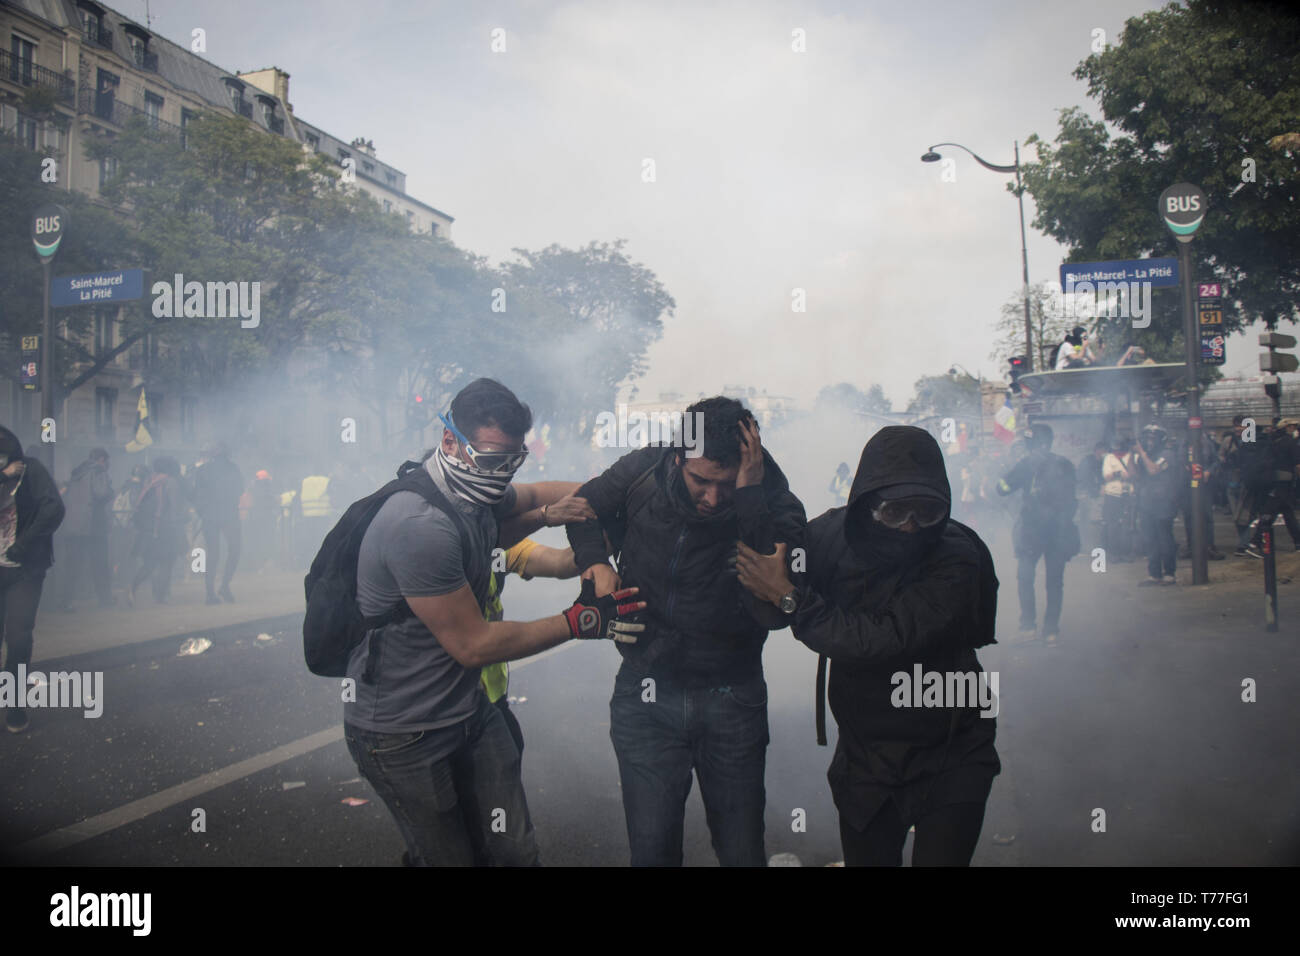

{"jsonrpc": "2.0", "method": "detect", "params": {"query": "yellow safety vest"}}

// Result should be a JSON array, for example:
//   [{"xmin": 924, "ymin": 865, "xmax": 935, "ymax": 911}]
[
  {"xmin": 480, "ymin": 539, "xmax": 540, "ymax": 703},
  {"xmin": 300, "ymin": 476, "xmax": 331, "ymax": 517}
]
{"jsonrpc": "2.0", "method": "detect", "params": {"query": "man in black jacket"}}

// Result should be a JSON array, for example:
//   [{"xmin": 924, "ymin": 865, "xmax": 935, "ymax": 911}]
[
  {"xmin": 736, "ymin": 425, "xmax": 999, "ymax": 866},
  {"xmin": 0, "ymin": 426, "xmax": 67, "ymax": 733},
  {"xmin": 567, "ymin": 396, "xmax": 806, "ymax": 866},
  {"xmin": 192, "ymin": 442, "xmax": 244, "ymax": 604}
]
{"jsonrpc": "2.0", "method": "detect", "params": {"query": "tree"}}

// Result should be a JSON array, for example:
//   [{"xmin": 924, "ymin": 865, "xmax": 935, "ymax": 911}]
[
  {"xmin": 499, "ymin": 240, "xmax": 675, "ymax": 445},
  {"xmin": 1020, "ymin": 0, "xmax": 1300, "ymax": 339},
  {"xmin": 814, "ymin": 382, "xmax": 892, "ymax": 416},
  {"xmin": 907, "ymin": 373, "xmax": 979, "ymax": 420}
]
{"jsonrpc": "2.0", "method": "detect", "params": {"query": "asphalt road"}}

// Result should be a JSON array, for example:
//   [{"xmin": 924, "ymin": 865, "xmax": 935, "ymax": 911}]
[{"xmin": 2, "ymin": 534, "xmax": 1297, "ymax": 866}]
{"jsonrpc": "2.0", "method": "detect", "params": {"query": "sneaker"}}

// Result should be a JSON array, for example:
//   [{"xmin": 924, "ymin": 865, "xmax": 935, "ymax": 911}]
[
  {"xmin": 1160, "ymin": 576, "xmax": 1177, "ymax": 586},
  {"xmin": 1043, "ymin": 631, "xmax": 1059, "ymax": 646},
  {"xmin": 1138, "ymin": 577, "xmax": 1162, "ymax": 587},
  {"xmin": 1244, "ymin": 546, "xmax": 1263, "ymax": 559},
  {"xmin": 5, "ymin": 708, "xmax": 29, "ymax": 734},
  {"xmin": 1233, "ymin": 549, "xmax": 1248, "ymax": 557},
  {"xmin": 1208, "ymin": 550, "xmax": 1225, "ymax": 561}
]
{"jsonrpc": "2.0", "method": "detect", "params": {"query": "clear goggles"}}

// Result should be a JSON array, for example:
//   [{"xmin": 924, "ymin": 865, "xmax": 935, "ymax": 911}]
[
  {"xmin": 870, "ymin": 495, "xmax": 947, "ymax": 529},
  {"xmin": 439, "ymin": 412, "xmax": 529, "ymax": 474}
]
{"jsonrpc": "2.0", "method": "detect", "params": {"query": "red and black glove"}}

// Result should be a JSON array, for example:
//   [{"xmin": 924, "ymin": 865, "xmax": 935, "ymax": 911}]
[{"xmin": 564, "ymin": 578, "xmax": 645, "ymax": 643}]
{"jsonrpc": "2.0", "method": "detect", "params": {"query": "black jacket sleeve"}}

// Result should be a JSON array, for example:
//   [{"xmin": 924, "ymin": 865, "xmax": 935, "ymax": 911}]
[
  {"xmin": 789, "ymin": 540, "xmax": 980, "ymax": 664},
  {"xmin": 9, "ymin": 458, "xmax": 65, "ymax": 562},
  {"xmin": 565, "ymin": 447, "xmax": 663, "ymax": 572},
  {"xmin": 733, "ymin": 463, "xmax": 807, "ymax": 630}
]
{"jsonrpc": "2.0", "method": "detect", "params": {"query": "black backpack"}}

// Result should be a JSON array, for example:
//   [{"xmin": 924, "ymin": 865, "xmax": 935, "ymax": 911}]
[
  {"xmin": 1028, "ymin": 453, "xmax": 1077, "ymax": 515},
  {"xmin": 303, "ymin": 459, "xmax": 470, "ymax": 680}
]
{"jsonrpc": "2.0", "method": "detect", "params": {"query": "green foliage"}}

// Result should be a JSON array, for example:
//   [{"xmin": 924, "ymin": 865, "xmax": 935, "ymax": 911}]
[
  {"xmin": 1022, "ymin": 0, "xmax": 1300, "ymax": 334},
  {"xmin": 814, "ymin": 382, "xmax": 892, "ymax": 416},
  {"xmin": 907, "ymin": 373, "xmax": 979, "ymax": 419}
]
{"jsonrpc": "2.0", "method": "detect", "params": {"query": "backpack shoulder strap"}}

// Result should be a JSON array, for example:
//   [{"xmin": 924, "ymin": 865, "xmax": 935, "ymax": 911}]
[{"xmin": 625, "ymin": 461, "xmax": 659, "ymax": 523}]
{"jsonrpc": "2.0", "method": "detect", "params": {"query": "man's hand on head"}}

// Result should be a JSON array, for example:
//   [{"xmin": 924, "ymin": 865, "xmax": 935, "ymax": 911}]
[{"xmin": 736, "ymin": 417, "xmax": 765, "ymax": 489}]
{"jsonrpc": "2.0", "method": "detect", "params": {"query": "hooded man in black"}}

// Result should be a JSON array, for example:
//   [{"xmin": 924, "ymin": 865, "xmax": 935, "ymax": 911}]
[
  {"xmin": 737, "ymin": 426, "xmax": 999, "ymax": 866},
  {"xmin": 0, "ymin": 426, "xmax": 66, "ymax": 733}
]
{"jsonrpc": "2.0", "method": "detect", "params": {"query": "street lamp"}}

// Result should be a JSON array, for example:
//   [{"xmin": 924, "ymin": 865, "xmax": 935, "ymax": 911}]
[
  {"xmin": 948, "ymin": 363, "xmax": 984, "ymax": 450},
  {"xmin": 923, "ymin": 141, "xmax": 1035, "ymax": 372}
]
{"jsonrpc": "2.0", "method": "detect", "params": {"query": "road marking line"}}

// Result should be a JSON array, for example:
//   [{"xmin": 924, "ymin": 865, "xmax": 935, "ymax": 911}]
[{"xmin": 15, "ymin": 641, "xmax": 577, "ymax": 857}]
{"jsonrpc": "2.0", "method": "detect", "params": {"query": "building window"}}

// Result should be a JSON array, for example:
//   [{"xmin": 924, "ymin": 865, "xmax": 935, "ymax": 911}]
[
  {"xmin": 95, "ymin": 68, "xmax": 119, "ymax": 122},
  {"xmin": 384, "ymin": 171, "xmax": 396, "ymax": 185},
  {"xmin": 95, "ymin": 387, "xmax": 117, "ymax": 440},
  {"xmin": 15, "ymin": 111, "xmax": 38, "ymax": 151},
  {"xmin": 305, "ymin": 132, "xmax": 319, "ymax": 150},
  {"xmin": 143, "ymin": 91, "xmax": 163, "ymax": 129},
  {"xmin": 362, "ymin": 160, "xmax": 374, "ymax": 174},
  {"xmin": 181, "ymin": 108, "xmax": 195, "ymax": 149},
  {"xmin": 180, "ymin": 397, "xmax": 197, "ymax": 441},
  {"xmin": 430, "ymin": 223, "xmax": 439, "ymax": 237},
  {"xmin": 80, "ymin": 7, "xmax": 106, "ymax": 47},
  {"xmin": 10, "ymin": 34, "xmax": 35, "ymax": 85},
  {"xmin": 405, "ymin": 210, "xmax": 414, "ymax": 224},
  {"xmin": 94, "ymin": 308, "xmax": 113, "ymax": 357},
  {"xmin": 98, "ymin": 155, "xmax": 119, "ymax": 188},
  {"xmin": 383, "ymin": 199, "xmax": 391, "ymax": 213},
  {"xmin": 337, "ymin": 148, "xmax": 350, "ymax": 163}
]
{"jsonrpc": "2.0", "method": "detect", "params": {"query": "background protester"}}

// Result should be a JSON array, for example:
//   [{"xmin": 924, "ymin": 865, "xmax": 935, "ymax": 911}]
[
  {"xmin": 996, "ymin": 424, "xmax": 1079, "ymax": 644},
  {"xmin": 191, "ymin": 442, "xmax": 244, "ymax": 604},
  {"xmin": 1101, "ymin": 435, "xmax": 1137, "ymax": 562},
  {"xmin": 735, "ymin": 425, "xmax": 999, "ymax": 867},
  {"xmin": 128, "ymin": 457, "xmax": 186, "ymax": 607},
  {"xmin": 57, "ymin": 447, "xmax": 114, "ymax": 611},
  {"xmin": 0, "ymin": 426, "xmax": 66, "ymax": 734},
  {"xmin": 566, "ymin": 397, "xmax": 807, "ymax": 867},
  {"xmin": 1134, "ymin": 426, "xmax": 1180, "ymax": 586}
]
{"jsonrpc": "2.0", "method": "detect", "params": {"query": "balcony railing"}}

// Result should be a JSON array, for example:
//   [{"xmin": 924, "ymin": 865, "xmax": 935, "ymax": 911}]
[
  {"xmin": 77, "ymin": 88, "xmax": 183, "ymax": 142},
  {"xmin": 0, "ymin": 49, "xmax": 76, "ymax": 104}
]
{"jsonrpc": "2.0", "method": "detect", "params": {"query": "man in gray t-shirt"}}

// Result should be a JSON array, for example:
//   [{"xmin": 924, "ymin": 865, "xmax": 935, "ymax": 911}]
[{"xmin": 341, "ymin": 378, "xmax": 646, "ymax": 866}]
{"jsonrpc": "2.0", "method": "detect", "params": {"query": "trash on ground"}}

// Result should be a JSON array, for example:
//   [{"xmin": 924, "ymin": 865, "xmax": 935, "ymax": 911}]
[
  {"xmin": 992, "ymin": 833, "xmax": 1016, "ymax": 846},
  {"xmin": 767, "ymin": 852, "xmax": 802, "ymax": 866},
  {"xmin": 178, "ymin": 637, "xmax": 212, "ymax": 656},
  {"xmin": 517, "ymin": 696, "xmax": 527, "ymax": 703},
  {"xmin": 207, "ymin": 698, "xmax": 223, "ymax": 703},
  {"xmin": 341, "ymin": 797, "xmax": 369, "ymax": 807},
  {"xmin": 257, "ymin": 632, "xmax": 274, "ymax": 642},
  {"xmin": 281, "ymin": 781, "xmax": 306, "ymax": 791}
]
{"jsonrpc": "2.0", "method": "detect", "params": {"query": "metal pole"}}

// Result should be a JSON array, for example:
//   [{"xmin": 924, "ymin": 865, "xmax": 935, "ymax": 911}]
[
  {"xmin": 1180, "ymin": 241, "xmax": 1207, "ymax": 584},
  {"xmin": 1262, "ymin": 519, "xmax": 1277, "ymax": 631},
  {"xmin": 1015, "ymin": 141, "xmax": 1033, "ymax": 372},
  {"xmin": 40, "ymin": 258, "xmax": 54, "ymax": 477}
]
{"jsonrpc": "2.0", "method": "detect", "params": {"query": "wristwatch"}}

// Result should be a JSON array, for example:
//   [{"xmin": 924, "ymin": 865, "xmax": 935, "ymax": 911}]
[{"xmin": 778, "ymin": 589, "xmax": 798, "ymax": 614}]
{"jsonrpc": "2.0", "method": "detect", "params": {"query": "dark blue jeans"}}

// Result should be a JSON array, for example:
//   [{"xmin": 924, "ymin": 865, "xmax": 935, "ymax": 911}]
[
  {"xmin": 609, "ymin": 670, "xmax": 769, "ymax": 867},
  {"xmin": 344, "ymin": 691, "xmax": 539, "ymax": 866},
  {"xmin": 1141, "ymin": 512, "xmax": 1176, "ymax": 579}
]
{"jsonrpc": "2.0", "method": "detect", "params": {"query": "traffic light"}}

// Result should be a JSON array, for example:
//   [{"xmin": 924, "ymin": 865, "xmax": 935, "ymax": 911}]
[
  {"xmin": 407, "ymin": 393, "xmax": 432, "ymax": 427},
  {"xmin": 1008, "ymin": 355, "xmax": 1027, "ymax": 394},
  {"xmin": 1259, "ymin": 332, "xmax": 1298, "ymax": 373}
]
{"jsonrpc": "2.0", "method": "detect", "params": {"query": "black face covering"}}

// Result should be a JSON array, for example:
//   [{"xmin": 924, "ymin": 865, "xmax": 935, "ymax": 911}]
[{"xmin": 846, "ymin": 501, "xmax": 946, "ymax": 568}]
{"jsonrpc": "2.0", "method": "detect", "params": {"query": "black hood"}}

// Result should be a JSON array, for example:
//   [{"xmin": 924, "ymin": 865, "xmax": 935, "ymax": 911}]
[
  {"xmin": 845, "ymin": 426, "xmax": 952, "ymax": 565},
  {"xmin": 0, "ymin": 425, "xmax": 23, "ymax": 464}
]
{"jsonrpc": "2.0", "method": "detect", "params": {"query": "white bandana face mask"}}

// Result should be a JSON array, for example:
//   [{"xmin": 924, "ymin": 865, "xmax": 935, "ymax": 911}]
[{"xmin": 434, "ymin": 446, "xmax": 514, "ymax": 507}]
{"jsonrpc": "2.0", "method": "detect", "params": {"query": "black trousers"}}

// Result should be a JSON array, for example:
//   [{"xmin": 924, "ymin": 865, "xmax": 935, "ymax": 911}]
[
  {"xmin": 1253, "ymin": 484, "xmax": 1300, "ymax": 549},
  {"xmin": 0, "ymin": 567, "xmax": 47, "ymax": 681},
  {"xmin": 202, "ymin": 516, "xmax": 241, "ymax": 595},
  {"xmin": 59, "ymin": 533, "xmax": 112, "ymax": 606},
  {"xmin": 840, "ymin": 798, "xmax": 987, "ymax": 866}
]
